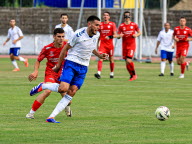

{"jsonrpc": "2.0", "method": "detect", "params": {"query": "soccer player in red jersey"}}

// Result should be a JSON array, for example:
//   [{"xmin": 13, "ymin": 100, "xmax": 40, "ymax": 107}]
[
  {"xmin": 26, "ymin": 28, "xmax": 71, "ymax": 119},
  {"xmin": 94, "ymin": 11, "xmax": 118, "ymax": 79},
  {"xmin": 118, "ymin": 11, "xmax": 141, "ymax": 81},
  {"xmin": 173, "ymin": 17, "xmax": 192, "ymax": 78}
]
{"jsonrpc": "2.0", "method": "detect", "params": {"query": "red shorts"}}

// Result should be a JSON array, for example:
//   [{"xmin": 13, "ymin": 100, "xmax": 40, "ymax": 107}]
[
  {"xmin": 176, "ymin": 48, "xmax": 188, "ymax": 58},
  {"xmin": 99, "ymin": 43, "xmax": 114, "ymax": 57},
  {"xmin": 123, "ymin": 49, "xmax": 135, "ymax": 59},
  {"xmin": 44, "ymin": 72, "xmax": 60, "ymax": 83}
]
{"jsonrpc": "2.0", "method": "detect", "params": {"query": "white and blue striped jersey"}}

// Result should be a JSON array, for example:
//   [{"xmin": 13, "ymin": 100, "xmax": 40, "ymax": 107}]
[{"xmin": 66, "ymin": 27, "xmax": 100, "ymax": 66}]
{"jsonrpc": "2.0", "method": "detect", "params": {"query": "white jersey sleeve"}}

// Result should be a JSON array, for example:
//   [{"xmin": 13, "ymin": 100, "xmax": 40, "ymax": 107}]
[
  {"xmin": 17, "ymin": 27, "xmax": 23, "ymax": 37},
  {"xmin": 67, "ymin": 26, "xmax": 75, "ymax": 40},
  {"xmin": 7, "ymin": 29, "xmax": 11, "ymax": 39},
  {"xmin": 55, "ymin": 24, "xmax": 61, "ymax": 29}
]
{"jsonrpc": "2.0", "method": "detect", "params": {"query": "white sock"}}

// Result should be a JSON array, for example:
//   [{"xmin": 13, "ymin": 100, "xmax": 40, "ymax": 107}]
[
  {"xmin": 160, "ymin": 61, "xmax": 166, "ymax": 74},
  {"xmin": 42, "ymin": 83, "xmax": 59, "ymax": 92},
  {"xmin": 12, "ymin": 60, "xmax": 19, "ymax": 69},
  {"xmin": 19, "ymin": 56, "xmax": 25, "ymax": 62},
  {"xmin": 29, "ymin": 109, "xmax": 35, "ymax": 114},
  {"xmin": 49, "ymin": 94, "xmax": 73, "ymax": 118},
  {"xmin": 169, "ymin": 62, "xmax": 174, "ymax": 73},
  {"xmin": 110, "ymin": 72, "xmax": 114, "ymax": 76},
  {"xmin": 98, "ymin": 71, "xmax": 101, "ymax": 75}
]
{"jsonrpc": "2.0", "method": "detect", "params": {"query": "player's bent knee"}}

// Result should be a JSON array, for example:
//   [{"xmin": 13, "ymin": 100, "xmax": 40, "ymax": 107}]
[
  {"xmin": 58, "ymin": 87, "xmax": 68, "ymax": 93},
  {"xmin": 67, "ymin": 89, "xmax": 78, "ymax": 97}
]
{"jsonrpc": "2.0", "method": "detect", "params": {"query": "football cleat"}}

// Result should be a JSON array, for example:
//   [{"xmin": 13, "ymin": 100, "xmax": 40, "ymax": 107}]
[
  {"xmin": 94, "ymin": 73, "xmax": 101, "ymax": 79},
  {"xmin": 159, "ymin": 73, "xmax": 164, "ymax": 76},
  {"xmin": 12, "ymin": 68, "xmax": 20, "ymax": 72},
  {"xmin": 24, "ymin": 59, "xmax": 29, "ymax": 67},
  {"xmin": 65, "ymin": 106, "xmax": 72, "ymax": 117},
  {"xmin": 30, "ymin": 82, "xmax": 43, "ymax": 96},
  {"xmin": 110, "ymin": 75, "xmax": 114, "ymax": 78},
  {"xmin": 179, "ymin": 74, "xmax": 184, "ymax": 78},
  {"xmin": 129, "ymin": 75, "xmax": 137, "ymax": 81},
  {"xmin": 26, "ymin": 113, "xmax": 35, "ymax": 119},
  {"xmin": 46, "ymin": 118, "xmax": 60, "ymax": 123},
  {"xmin": 170, "ymin": 73, "xmax": 174, "ymax": 76}
]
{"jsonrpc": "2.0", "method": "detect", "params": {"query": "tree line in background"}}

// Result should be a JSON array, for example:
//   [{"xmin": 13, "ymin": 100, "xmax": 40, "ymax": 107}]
[{"xmin": 0, "ymin": 0, "xmax": 33, "ymax": 7}]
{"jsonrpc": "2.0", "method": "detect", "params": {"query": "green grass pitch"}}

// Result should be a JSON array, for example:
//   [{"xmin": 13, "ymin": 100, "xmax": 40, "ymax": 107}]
[{"xmin": 1, "ymin": 57, "xmax": 192, "ymax": 144}]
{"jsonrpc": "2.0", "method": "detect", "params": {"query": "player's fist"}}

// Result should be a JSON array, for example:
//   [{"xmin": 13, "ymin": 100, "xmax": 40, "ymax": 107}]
[
  {"xmin": 118, "ymin": 33, "xmax": 124, "ymax": 38},
  {"xmin": 99, "ymin": 53, "xmax": 109, "ymax": 60},
  {"xmin": 3, "ymin": 42, "xmax": 6, "ymax": 46},
  {"xmin": 105, "ymin": 36, "xmax": 110, "ymax": 40},
  {"xmin": 52, "ymin": 65, "xmax": 60, "ymax": 73},
  {"xmin": 155, "ymin": 49, "xmax": 158, "ymax": 54},
  {"xmin": 13, "ymin": 40, "xmax": 17, "ymax": 44},
  {"xmin": 174, "ymin": 36, "xmax": 179, "ymax": 42},
  {"xmin": 132, "ymin": 34, "xmax": 137, "ymax": 38},
  {"xmin": 28, "ymin": 72, "xmax": 38, "ymax": 82}
]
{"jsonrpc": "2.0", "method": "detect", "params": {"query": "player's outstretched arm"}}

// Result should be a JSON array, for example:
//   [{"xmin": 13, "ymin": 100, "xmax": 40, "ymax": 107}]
[
  {"xmin": 28, "ymin": 60, "xmax": 40, "ymax": 82},
  {"xmin": 53, "ymin": 43, "xmax": 72, "ymax": 73},
  {"xmin": 92, "ymin": 49, "xmax": 108, "ymax": 60}
]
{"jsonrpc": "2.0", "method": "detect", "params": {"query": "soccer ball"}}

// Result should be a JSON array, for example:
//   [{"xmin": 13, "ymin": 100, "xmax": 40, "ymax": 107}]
[{"xmin": 155, "ymin": 106, "xmax": 170, "ymax": 121}]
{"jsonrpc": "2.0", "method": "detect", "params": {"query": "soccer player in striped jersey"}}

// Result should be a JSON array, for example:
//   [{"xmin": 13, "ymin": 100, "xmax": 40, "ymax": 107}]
[
  {"xmin": 26, "ymin": 28, "xmax": 69, "ymax": 119},
  {"xmin": 29, "ymin": 15, "xmax": 108, "ymax": 123},
  {"xmin": 118, "ymin": 11, "xmax": 141, "ymax": 81},
  {"xmin": 155, "ymin": 22, "xmax": 175, "ymax": 76},
  {"xmin": 94, "ymin": 11, "xmax": 118, "ymax": 79},
  {"xmin": 173, "ymin": 17, "xmax": 192, "ymax": 78},
  {"xmin": 3, "ymin": 19, "xmax": 28, "ymax": 71},
  {"xmin": 55, "ymin": 13, "xmax": 74, "ymax": 42}
]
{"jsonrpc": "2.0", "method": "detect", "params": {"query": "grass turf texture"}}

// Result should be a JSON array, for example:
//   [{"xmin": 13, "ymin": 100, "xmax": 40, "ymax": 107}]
[{"xmin": 1, "ymin": 58, "xmax": 192, "ymax": 144}]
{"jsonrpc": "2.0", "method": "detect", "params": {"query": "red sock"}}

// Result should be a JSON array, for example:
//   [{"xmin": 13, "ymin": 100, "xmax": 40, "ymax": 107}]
[
  {"xmin": 98, "ymin": 61, "xmax": 103, "ymax": 72},
  {"xmin": 129, "ymin": 62, "xmax": 136, "ymax": 75},
  {"xmin": 181, "ymin": 62, "xmax": 187, "ymax": 74},
  {"xmin": 126, "ymin": 64, "xmax": 132, "ymax": 76},
  {"xmin": 110, "ymin": 62, "xmax": 114, "ymax": 72},
  {"xmin": 32, "ymin": 100, "xmax": 42, "ymax": 111}
]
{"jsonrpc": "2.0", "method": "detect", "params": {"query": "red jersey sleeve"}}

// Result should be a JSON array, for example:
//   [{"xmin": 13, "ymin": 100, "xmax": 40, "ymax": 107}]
[
  {"xmin": 37, "ymin": 47, "xmax": 47, "ymax": 62},
  {"xmin": 173, "ymin": 28, "xmax": 176, "ymax": 36}
]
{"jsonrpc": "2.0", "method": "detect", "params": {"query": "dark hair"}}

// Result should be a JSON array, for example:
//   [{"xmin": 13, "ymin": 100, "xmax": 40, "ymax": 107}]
[
  {"xmin": 164, "ymin": 22, "xmax": 171, "ymax": 25},
  {"xmin": 123, "ymin": 11, "xmax": 130, "ymax": 16},
  {"xmin": 103, "ymin": 11, "xmax": 110, "ymax": 15},
  {"xmin": 54, "ymin": 28, "xmax": 64, "ymax": 35},
  {"xmin": 87, "ymin": 15, "xmax": 100, "ymax": 23},
  {"xmin": 60, "ymin": 13, "xmax": 68, "ymax": 18},
  {"xmin": 180, "ymin": 17, "xmax": 186, "ymax": 20}
]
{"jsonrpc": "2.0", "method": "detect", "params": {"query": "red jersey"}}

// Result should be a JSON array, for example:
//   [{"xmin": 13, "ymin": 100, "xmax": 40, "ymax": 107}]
[
  {"xmin": 173, "ymin": 26, "xmax": 192, "ymax": 49},
  {"xmin": 118, "ymin": 22, "xmax": 140, "ymax": 50},
  {"xmin": 38, "ymin": 42, "xmax": 66, "ymax": 73},
  {"xmin": 99, "ymin": 21, "xmax": 116, "ymax": 46}
]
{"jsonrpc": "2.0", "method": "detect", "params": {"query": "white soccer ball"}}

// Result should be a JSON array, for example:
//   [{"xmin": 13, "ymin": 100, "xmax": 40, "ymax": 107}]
[{"xmin": 155, "ymin": 106, "xmax": 170, "ymax": 121}]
